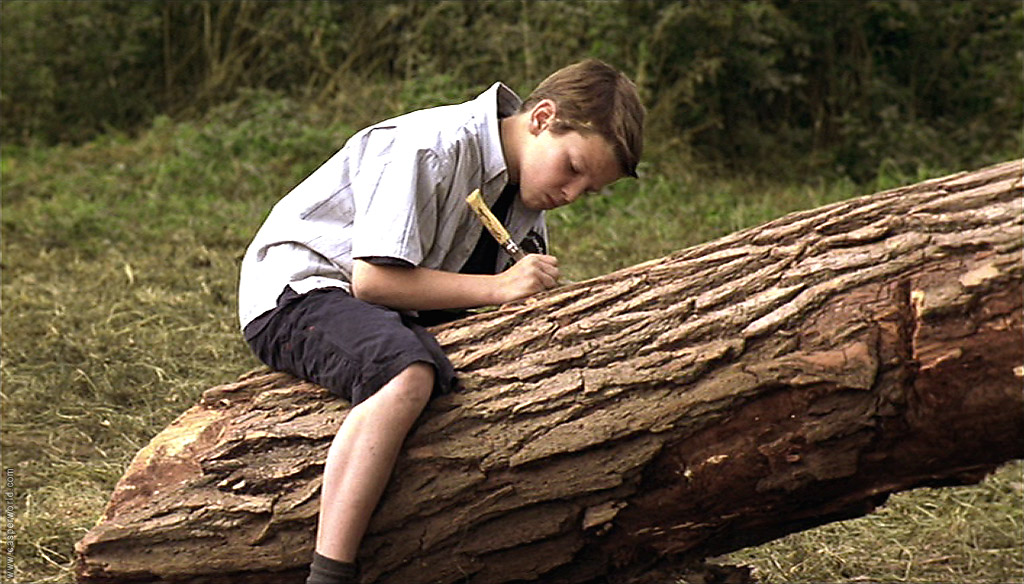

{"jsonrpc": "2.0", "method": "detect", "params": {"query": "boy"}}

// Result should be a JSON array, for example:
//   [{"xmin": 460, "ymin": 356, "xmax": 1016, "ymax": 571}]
[{"xmin": 238, "ymin": 58, "xmax": 644, "ymax": 584}]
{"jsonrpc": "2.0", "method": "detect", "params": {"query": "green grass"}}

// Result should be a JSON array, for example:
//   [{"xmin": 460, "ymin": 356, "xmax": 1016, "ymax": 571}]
[
  {"xmin": 724, "ymin": 463, "xmax": 1023, "ymax": 583},
  {"xmin": 546, "ymin": 169, "xmax": 862, "ymax": 281},
  {"xmin": 1, "ymin": 92, "xmax": 1020, "ymax": 583}
]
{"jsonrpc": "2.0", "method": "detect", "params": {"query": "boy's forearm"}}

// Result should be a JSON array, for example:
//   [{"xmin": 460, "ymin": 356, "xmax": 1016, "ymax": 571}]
[{"xmin": 351, "ymin": 260, "xmax": 503, "ymax": 311}]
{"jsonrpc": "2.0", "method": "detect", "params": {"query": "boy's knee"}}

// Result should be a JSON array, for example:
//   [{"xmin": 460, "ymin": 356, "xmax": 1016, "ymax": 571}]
[{"xmin": 390, "ymin": 362, "xmax": 434, "ymax": 409}]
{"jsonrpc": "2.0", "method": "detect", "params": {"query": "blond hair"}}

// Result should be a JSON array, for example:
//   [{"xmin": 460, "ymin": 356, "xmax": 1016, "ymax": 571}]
[{"xmin": 521, "ymin": 59, "xmax": 645, "ymax": 178}]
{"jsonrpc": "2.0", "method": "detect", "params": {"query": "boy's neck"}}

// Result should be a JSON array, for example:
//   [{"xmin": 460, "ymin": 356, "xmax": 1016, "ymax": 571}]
[{"xmin": 499, "ymin": 115, "xmax": 525, "ymax": 185}]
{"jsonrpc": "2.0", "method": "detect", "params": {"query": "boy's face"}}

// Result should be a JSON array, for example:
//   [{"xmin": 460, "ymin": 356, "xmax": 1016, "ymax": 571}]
[{"xmin": 516, "ymin": 100, "xmax": 623, "ymax": 211}]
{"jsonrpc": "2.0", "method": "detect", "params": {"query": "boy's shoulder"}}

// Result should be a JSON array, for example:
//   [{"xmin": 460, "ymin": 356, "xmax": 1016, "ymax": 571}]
[
  {"xmin": 359, "ymin": 83, "xmax": 519, "ymax": 143},
  {"xmin": 348, "ymin": 83, "xmax": 520, "ymax": 178}
]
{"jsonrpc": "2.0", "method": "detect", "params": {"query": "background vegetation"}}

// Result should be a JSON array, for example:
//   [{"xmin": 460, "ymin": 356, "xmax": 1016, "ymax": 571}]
[
  {"xmin": 1, "ymin": 1, "xmax": 1021, "ymax": 583},
  {"xmin": 3, "ymin": 0, "xmax": 1021, "ymax": 179}
]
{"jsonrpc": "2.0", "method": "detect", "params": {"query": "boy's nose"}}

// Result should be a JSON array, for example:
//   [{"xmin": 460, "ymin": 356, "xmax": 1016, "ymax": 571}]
[{"xmin": 563, "ymin": 183, "xmax": 586, "ymax": 203}]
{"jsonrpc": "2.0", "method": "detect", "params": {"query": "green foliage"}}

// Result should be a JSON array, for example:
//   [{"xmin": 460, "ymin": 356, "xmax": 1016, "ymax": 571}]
[
  {"xmin": 3, "ymin": 0, "xmax": 1020, "ymax": 180},
  {"xmin": 642, "ymin": 0, "xmax": 1023, "ymax": 179},
  {"xmin": 1, "ymin": 0, "xmax": 165, "ymax": 143}
]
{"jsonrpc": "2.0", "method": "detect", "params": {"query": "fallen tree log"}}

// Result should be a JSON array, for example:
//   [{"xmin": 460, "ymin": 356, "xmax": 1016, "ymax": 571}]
[{"xmin": 75, "ymin": 160, "xmax": 1023, "ymax": 584}]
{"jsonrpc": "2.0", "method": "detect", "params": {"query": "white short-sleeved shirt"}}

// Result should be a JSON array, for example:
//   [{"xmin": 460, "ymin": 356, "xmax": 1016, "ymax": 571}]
[{"xmin": 238, "ymin": 82, "xmax": 548, "ymax": 330}]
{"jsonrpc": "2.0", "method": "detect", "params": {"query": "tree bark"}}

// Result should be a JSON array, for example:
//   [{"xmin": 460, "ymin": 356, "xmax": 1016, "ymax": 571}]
[{"xmin": 75, "ymin": 160, "xmax": 1024, "ymax": 584}]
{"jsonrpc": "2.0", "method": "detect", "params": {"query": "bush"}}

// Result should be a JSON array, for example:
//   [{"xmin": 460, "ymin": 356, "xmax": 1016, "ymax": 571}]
[{"xmin": 2, "ymin": 1, "xmax": 1021, "ymax": 182}]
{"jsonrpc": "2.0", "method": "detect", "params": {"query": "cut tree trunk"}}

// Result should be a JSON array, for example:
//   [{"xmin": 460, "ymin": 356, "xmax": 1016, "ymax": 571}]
[{"xmin": 75, "ymin": 160, "xmax": 1024, "ymax": 584}]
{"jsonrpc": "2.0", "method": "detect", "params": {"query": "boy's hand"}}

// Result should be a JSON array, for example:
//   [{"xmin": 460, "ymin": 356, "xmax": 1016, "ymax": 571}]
[{"xmin": 497, "ymin": 254, "xmax": 560, "ymax": 302}]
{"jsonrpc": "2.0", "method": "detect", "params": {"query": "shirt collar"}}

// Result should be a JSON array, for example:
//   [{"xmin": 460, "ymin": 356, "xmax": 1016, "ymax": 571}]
[{"xmin": 477, "ymin": 82, "xmax": 522, "ymax": 187}]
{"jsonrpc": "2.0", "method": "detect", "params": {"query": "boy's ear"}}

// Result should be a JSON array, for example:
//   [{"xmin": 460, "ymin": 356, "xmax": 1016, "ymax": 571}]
[{"xmin": 529, "ymin": 99, "xmax": 558, "ymax": 135}]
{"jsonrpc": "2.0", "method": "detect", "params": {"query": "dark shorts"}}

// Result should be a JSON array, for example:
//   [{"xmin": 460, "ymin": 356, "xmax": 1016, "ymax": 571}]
[{"xmin": 244, "ymin": 287, "xmax": 457, "ymax": 405}]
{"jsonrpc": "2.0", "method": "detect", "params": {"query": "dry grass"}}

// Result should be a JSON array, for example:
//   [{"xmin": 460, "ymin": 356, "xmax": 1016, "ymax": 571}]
[
  {"xmin": 1, "ymin": 92, "xmax": 1020, "ymax": 583},
  {"xmin": 724, "ymin": 462, "xmax": 1023, "ymax": 583}
]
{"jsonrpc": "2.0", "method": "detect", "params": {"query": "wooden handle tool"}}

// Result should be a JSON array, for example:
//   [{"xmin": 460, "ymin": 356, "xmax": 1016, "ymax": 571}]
[{"xmin": 465, "ymin": 189, "xmax": 526, "ymax": 261}]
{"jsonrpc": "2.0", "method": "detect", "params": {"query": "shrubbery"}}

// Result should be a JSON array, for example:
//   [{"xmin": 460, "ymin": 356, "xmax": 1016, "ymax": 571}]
[{"xmin": 3, "ymin": 0, "xmax": 1021, "ymax": 181}]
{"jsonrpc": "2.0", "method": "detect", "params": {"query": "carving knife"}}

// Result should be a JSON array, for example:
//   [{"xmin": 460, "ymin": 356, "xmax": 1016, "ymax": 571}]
[{"xmin": 465, "ymin": 189, "xmax": 526, "ymax": 261}]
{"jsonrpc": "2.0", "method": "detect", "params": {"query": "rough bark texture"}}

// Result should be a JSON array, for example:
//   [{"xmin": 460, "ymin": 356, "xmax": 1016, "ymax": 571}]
[{"xmin": 75, "ymin": 160, "xmax": 1024, "ymax": 584}]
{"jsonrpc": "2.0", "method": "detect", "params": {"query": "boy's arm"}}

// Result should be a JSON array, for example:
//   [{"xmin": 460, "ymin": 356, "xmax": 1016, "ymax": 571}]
[{"xmin": 351, "ymin": 255, "xmax": 559, "ymax": 311}]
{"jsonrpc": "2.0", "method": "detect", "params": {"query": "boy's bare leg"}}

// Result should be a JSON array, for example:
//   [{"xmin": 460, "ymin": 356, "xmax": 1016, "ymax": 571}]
[{"xmin": 315, "ymin": 362, "xmax": 435, "ymax": 562}]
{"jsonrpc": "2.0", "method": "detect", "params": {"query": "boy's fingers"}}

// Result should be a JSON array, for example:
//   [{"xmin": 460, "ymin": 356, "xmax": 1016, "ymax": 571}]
[
  {"xmin": 503, "ymin": 253, "xmax": 560, "ymax": 295},
  {"xmin": 528, "ymin": 256, "xmax": 559, "ymax": 281},
  {"xmin": 524, "ymin": 254, "xmax": 560, "ymax": 288},
  {"xmin": 540, "ymin": 266, "xmax": 560, "ymax": 290},
  {"xmin": 521, "ymin": 253, "xmax": 558, "ymax": 270}
]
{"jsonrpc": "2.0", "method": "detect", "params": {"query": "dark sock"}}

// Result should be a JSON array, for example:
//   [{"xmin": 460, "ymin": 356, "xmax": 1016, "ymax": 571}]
[{"xmin": 306, "ymin": 552, "xmax": 358, "ymax": 584}]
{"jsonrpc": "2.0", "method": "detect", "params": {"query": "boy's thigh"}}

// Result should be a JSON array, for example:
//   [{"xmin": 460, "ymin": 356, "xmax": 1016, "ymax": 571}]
[{"xmin": 247, "ymin": 287, "xmax": 454, "ymax": 405}]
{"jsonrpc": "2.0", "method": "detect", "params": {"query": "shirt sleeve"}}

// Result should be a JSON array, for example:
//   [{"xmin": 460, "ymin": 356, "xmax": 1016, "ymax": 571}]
[{"xmin": 349, "ymin": 126, "xmax": 443, "ymax": 267}]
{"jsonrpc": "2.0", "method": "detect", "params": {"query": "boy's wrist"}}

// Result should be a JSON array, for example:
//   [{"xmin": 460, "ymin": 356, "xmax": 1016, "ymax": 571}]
[{"xmin": 487, "ymin": 272, "xmax": 511, "ymax": 306}]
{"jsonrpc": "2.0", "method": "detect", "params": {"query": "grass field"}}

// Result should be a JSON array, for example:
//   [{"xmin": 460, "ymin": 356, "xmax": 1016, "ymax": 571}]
[{"xmin": 1, "ymin": 93, "xmax": 1021, "ymax": 583}]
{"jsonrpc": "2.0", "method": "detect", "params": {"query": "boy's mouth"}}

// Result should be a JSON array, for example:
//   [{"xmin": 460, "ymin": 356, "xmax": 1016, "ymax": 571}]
[{"xmin": 545, "ymin": 193, "xmax": 565, "ymax": 209}]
